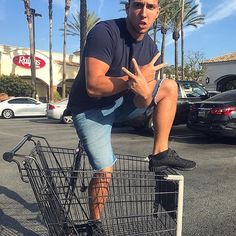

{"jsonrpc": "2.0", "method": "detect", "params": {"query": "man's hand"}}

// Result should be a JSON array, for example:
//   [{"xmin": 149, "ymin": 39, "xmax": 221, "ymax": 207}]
[
  {"xmin": 140, "ymin": 52, "xmax": 166, "ymax": 82},
  {"xmin": 122, "ymin": 58, "xmax": 151, "ymax": 100}
]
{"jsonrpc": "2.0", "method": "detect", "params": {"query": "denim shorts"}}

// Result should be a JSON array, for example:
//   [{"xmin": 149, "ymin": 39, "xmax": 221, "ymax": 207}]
[{"xmin": 72, "ymin": 79, "xmax": 164, "ymax": 170}]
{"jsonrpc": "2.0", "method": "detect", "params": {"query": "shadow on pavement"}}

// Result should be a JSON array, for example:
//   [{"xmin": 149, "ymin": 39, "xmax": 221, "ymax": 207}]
[
  {"xmin": 0, "ymin": 185, "xmax": 46, "ymax": 236},
  {"xmin": 0, "ymin": 186, "xmax": 38, "ymax": 212},
  {"xmin": 0, "ymin": 209, "xmax": 40, "ymax": 236}
]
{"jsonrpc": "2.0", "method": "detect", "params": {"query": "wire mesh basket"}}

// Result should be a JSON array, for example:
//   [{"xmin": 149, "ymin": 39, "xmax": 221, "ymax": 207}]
[{"xmin": 3, "ymin": 135, "xmax": 184, "ymax": 236}]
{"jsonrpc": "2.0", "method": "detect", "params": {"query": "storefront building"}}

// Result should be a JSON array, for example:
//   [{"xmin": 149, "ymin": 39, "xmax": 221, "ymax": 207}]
[
  {"xmin": 0, "ymin": 44, "xmax": 80, "ymax": 102},
  {"xmin": 202, "ymin": 52, "xmax": 236, "ymax": 92}
]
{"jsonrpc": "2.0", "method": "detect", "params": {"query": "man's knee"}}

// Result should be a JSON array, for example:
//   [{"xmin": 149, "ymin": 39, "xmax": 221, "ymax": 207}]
[{"xmin": 160, "ymin": 79, "xmax": 178, "ymax": 95}]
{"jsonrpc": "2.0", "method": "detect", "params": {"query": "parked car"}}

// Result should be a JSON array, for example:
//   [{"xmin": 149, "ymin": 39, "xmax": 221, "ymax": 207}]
[
  {"xmin": 0, "ymin": 97, "xmax": 47, "ymax": 119},
  {"xmin": 187, "ymin": 89, "xmax": 236, "ymax": 137},
  {"xmin": 47, "ymin": 98, "xmax": 73, "ymax": 124},
  {"xmin": 207, "ymin": 90, "xmax": 221, "ymax": 97},
  {"xmin": 118, "ymin": 80, "xmax": 213, "ymax": 131}
]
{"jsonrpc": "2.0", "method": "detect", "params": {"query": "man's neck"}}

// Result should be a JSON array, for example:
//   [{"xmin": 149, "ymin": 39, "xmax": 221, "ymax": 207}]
[{"xmin": 125, "ymin": 19, "xmax": 145, "ymax": 41}]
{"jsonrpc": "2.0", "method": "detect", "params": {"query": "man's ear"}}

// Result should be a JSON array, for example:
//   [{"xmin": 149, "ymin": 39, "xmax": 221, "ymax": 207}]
[{"xmin": 155, "ymin": 6, "xmax": 160, "ymax": 19}]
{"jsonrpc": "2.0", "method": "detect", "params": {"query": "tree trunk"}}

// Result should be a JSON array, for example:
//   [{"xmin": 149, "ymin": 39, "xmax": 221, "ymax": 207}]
[
  {"xmin": 62, "ymin": 0, "xmax": 71, "ymax": 99},
  {"xmin": 48, "ymin": 0, "xmax": 53, "ymax": 102},
  {"xmin": 80, "ymin": 0, "xmax": 87, "ymax": 63},
  {"xmin": 173, "ymin": 31, "xmax": 180, "ymax": 80},
  {"xmin": 160, "ymin": 27, "xmax": 167, "ymax": 79},
  {"xmin": 23, "ymin": 0, "xmax": 37, "ymax": 98},
  {"xmin": 153, "ymin": 19, "xmax": 158, "ymax": 44},
  {"xmin": 174, "ymin": 39, "xmax": 178, "ymax": 80}
]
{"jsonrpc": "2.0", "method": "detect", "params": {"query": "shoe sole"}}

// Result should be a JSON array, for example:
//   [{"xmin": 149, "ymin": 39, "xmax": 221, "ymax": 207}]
[
  {"xmin": 149, "ymin": 165, "xmax": 196, "ymax": 172},
  {"xmin": 149, "ymin": 166, "xmax": 169, "ymax": 172},
  {"xmin": 173, "ymin": 165, "xmax": 196, "ymax": 171}
]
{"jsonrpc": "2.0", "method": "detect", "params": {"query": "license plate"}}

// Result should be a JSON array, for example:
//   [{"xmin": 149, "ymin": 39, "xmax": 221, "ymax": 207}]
[{"xmin": 198, "ymin": 110, "xmax": 206, "ymax": 118}]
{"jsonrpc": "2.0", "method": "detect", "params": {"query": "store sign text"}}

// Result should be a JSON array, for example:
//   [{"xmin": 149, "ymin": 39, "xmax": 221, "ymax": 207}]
[{"xmin": 13, "ymin": 55, "xmax": 46, "ymax": 69}]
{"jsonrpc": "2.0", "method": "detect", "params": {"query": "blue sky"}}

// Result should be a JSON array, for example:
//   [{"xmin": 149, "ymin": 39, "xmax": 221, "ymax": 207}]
[{"xmin": 0, "ymin": 0, "xmax": 236, "ymax": 65}]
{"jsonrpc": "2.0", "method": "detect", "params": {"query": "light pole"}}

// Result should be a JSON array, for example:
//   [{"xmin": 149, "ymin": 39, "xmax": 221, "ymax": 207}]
[
  {"xmin": 30, "ymin": 8, "xmax": 42, "ymax": 55},
  {"xmin": 180, "ymin": 0, "xmax": 185, "ymax": 80}
]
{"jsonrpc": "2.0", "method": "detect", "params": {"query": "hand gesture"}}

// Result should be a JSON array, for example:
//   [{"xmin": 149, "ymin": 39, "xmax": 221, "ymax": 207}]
[
  {"xmin": 122, "ymin": 58, "xmax": 151, "ymax": 99},
  {"xmin": 140, "ymin": 52, "xmax": 166, "ymax": 82}
]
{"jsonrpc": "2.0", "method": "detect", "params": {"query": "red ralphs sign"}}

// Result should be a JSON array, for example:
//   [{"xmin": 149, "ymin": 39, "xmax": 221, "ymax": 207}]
[{"xmin": 13, "ymin": 55, "xmax": 46, "ymax": 69}]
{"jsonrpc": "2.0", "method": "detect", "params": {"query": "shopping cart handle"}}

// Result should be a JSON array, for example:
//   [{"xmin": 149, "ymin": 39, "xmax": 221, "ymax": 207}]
[
  {"xmin": 3, "ymin": 134, "xmax": 33, "ymax": 162},
  {"xmin": 3, "ymin": 152, "xmax": 14, "ymax": 162}
]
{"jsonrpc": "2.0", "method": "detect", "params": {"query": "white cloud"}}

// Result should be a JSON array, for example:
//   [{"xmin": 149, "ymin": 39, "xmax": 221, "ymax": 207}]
[
  {"xmin": 206, "ymin": 0, "xmax": 236, "ymax": 24},
  {"xmin": 194, "ymin": 0, "xmax": 203, "ymax": 15},
  {"xmin": 98, "ymin": 0, "xmax": 105, "ymax": 15},
  {"xmin": 165, "ymin": 0, "xmax": 236, "ymax": 46}
]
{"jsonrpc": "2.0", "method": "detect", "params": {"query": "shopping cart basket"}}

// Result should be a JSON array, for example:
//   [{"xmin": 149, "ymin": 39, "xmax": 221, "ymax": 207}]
[{"xmin": 3, "ymin": 134, "xmax": 184, "ymax": 236}]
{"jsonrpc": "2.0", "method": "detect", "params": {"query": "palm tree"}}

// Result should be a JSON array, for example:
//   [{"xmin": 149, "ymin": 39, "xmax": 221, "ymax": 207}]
[
  {"xmin": 171, "ymin": 0, "xmax": 205, "ymax": 79},
  {"xmin": 62, "ymin": 0, "xmax": 71, "ymax": 99},
  {"xmin": 23, "ymin": 0, "xmax": 37, "ymax": 98},
  {"xmin": 80, "ymin": 0, "xmax": 87, "ymax": 63},
  {"xmin": 157, "ymin": 0, "xmax": 179, "ymax": 78},
  {"xmin": 61, "ymin": 10, "xmax": 100, "ymax": 43},
  {"xmin": 48, "ymin": 0, "xmax": 53, "ymax": 102},
  {"xmin": 149, "ymin": 0, "xmax": 176, "ymax": 43}
]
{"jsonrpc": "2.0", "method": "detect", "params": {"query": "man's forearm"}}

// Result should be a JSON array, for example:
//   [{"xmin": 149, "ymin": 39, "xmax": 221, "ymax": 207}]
[{"xmin": 86, "ymin": 75, "xmax": 129, "ymax": 97}]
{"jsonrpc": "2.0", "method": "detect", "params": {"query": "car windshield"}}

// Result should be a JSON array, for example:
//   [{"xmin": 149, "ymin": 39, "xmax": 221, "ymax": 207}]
[
  {"xmin": 206, "ymin": 90, "xmax": 236, "ymax": 102},
  {"xmin": 182, "ymin": 82, "xmax": 207, "ymax": 98}
]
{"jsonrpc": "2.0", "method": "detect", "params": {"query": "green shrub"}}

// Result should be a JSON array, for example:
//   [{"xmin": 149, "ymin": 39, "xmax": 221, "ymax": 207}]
[
  {"xmin": 54, "ymin": 90, "xmax": 62, "ymax": 101},
  {"xmin": 0, "ymin": 74, "xmax": 33, "ymax": 97}
]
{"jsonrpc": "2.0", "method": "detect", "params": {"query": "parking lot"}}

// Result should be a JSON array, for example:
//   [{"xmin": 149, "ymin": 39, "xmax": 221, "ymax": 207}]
[{"xmin": 0, "ymin": 117, "xmax": 236, "ymax": 236}]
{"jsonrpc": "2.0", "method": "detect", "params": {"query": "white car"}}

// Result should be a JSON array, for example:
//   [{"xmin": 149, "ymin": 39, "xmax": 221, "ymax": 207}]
[
  {"xmin": 47, "ymin": 98, "xmax": 73, "ymax": 124},
  {"xmin": 0, "ymin": 97, "xmax": 47, "ymax": 119}
]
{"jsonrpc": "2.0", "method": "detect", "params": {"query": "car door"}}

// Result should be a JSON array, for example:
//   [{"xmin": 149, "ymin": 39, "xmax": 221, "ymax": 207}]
[
  {"xmin": 7, "ymin": 98, "xmax": 31, "ymax": 116},
  {"xmin": 26, "ymin": 98, "xmax": 46, "ymax": 116},
  {"xmin": 175, "ymin": 82, "xmax": 209, "ymax": 124}
]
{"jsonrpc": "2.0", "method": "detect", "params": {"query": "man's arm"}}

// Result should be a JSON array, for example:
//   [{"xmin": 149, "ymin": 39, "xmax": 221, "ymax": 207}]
[{"xmin": 85, "ymin": 57, "xmax": 129, "ymax": 97}]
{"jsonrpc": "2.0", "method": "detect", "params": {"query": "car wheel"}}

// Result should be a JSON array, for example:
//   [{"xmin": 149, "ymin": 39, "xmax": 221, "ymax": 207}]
[
  {"xmin": 2, "ymin": 109, "xmax": 14, "ymax": 119},
  {"xmin": 62, "ymin": 115, "xmax": 73, "ymax": 124},
  {"xmin": 146, "ymin": 116, "xmax": 154, "ymax": 133}
]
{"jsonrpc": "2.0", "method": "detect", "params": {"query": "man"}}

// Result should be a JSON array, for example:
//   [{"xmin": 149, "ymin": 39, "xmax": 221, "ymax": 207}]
[{"xmin": 68, "ymin": 0, "xmax": 196, "ymax": 235}]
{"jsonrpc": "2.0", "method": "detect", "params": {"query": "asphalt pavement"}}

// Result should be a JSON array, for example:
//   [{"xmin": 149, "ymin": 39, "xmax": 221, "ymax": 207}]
[{"xmin": 0, "ymin": 117, "xmax": 235, "ymax": 236}]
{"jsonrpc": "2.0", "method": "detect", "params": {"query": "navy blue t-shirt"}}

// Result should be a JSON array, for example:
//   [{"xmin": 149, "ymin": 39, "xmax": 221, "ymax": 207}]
[{"xmin": 68, "ymin": 18, "xmax": 159, "ymax": 113}]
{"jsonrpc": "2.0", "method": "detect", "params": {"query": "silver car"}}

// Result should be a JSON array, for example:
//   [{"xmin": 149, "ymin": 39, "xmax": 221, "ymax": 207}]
[
  {"xmin": 47, "ymin": 98, "xmax": 73, "ymax": 124},
  {"xmin": 0, "ymin": 97, "xmax": 47, "ymax": 119}
]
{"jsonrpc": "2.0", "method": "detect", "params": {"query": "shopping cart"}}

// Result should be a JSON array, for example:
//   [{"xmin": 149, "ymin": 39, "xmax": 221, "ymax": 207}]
[{"xmin": 3, "ymin": 134, "xmax": 184, "ymax": 236}]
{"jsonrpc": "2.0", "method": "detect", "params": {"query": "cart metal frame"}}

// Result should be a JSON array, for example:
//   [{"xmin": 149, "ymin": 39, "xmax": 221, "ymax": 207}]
[{"xmin": 3, "ymin": 134, "xmax": 184, "ymax": 236}]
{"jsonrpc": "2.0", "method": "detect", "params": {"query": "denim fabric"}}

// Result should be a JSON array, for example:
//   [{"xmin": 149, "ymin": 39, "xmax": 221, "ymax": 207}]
[{"xmin": 72, "ymin": 79, "xmax": 164, "ymax": 170}]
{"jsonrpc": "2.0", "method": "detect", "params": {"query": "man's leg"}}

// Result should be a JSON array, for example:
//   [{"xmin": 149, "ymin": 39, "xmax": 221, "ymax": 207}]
[
  {"xmin": 88, "ymin": 166, "xmax": 113, "ymax": 220},
  {"xmin": 149, "ymin": 79, "xmax": 196, "ymax": 171},
  {"xmin": 152, "ymin": 79, "xmax": 177, "ymax": 154},
  {"xmin": 72, "ymin": 105, "xmax": 120, "ymax": 235}
]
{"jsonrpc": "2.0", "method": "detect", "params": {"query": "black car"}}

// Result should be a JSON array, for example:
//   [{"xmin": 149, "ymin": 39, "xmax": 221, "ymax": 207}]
[
  {"xmin": 124, "ymin": 80, "xmax": 212, "ymax": 131},
  {"xmin": 187, "ymin": 89, "xmax": 236, "ymax": 137}
]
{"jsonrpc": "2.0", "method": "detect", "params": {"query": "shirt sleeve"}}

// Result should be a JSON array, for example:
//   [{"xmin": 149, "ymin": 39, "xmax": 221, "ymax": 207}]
[{"xmin": 84, "ymin": 21, "xmax": 114, "ymax": 66}]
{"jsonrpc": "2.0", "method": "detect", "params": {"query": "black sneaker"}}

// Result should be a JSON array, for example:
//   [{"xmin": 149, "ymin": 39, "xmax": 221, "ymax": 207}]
[
  {"xmin": 149, "ymin": 148, "xmax": 196, "ymax": 171},
  {"xmin": 86, "ymin": 220, "xmax": 106, "ymax": 236}
]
